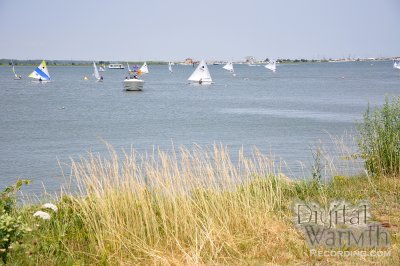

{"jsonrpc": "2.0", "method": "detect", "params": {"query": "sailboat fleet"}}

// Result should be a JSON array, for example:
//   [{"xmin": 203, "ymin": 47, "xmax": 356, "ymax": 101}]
[
  {"xmin": 11, "ymin": 58, "xmax": 277, "ymax": 86},
  {"xmin": 11, "ymin": 58, "xmax": 398, "ymax": 90}
]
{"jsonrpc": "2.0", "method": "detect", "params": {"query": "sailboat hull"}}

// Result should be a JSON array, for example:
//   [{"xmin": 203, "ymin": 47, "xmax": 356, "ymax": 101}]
[
  {"xmin": 189, "ymin": 81, "xmax": 214, "ymax": 86},
  {"xmin": 123, "ymin": 79, "xmax": 144, "ymax": 91},
  {"xmin": 31, "ymin": 79, "xmax": 51, "ymax": 83}
]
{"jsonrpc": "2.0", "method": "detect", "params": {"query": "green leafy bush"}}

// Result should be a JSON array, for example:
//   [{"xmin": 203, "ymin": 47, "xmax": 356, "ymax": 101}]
[
  {"xmin": 0, "ymin": 211, "xmax": 30, "ymax": 263},
  {"xmin": 0, "ymin": 180, "xmax": 31, "ymax": 263}
]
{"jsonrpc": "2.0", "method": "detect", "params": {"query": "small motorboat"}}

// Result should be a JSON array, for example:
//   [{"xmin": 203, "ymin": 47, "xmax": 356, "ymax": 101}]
[{"xmin": 123, "ymin": 76, "xmax": 144, "ymax": 91}]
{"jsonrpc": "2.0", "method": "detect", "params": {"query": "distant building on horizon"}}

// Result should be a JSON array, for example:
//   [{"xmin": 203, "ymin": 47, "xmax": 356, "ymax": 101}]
[
  {"xmin": 245, "ymin": 56, "xmax": 256, "ymax": 64},
  {"xmin": 184, "ymin": 58, "xmax": 193, "ymax": 65}
]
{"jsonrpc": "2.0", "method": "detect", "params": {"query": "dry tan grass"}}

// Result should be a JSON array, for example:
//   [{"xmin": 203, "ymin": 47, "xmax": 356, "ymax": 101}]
[
  {"xmin": 45, "ymin": 143, "xmax": 398, "ymax": 265},
  {"xmin": 65, "ymin": 144, "xmax": 307, "ymax": 264}
]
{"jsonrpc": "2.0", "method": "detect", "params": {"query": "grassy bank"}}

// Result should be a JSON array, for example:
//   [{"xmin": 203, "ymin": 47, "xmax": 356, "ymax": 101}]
[
  {"xmin": 2, "ymin": 98, "xmax": 400, "ymax": 265},
  {"xmin": 1, "ymin": 146, "xmax": 397, "ymax": 265}
]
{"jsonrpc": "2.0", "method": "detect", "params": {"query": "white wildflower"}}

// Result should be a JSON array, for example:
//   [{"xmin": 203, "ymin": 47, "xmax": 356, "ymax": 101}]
[
  {"xmin": 42, "ymin": 203, "xmax": 58, "ymax": 212},
  {"xmin": 33, "ymin": 211, "xmax": 51, "ymax": 220}
]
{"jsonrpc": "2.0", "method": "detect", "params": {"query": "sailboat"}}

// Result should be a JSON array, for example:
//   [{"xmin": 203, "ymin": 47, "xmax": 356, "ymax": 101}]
[
  {"xmin": 139, "ymin": 62, "xmax": 149, "ymax": 74},
  {"xmin": 393, "ymin": 59, "xmax": 400, "ymax": 70},
  {"xmin": 222, "ymin": 61, "xmax": 236, "ymax": 76},
  {"xmin": 168, "ymin": 62, "xmax": 173, "ymax": 73},
  {"xmin": 127, "ymin": 62, "xmax": 133, "ymax": 73},
  {"xmin": 93, "ymin": 62, "xmax": 103, "ymax": 82},
  {"xmin": 28, "ymin": 60, "xmax": 51, "ymax": 83},
  {"xmin": 265, "ymin": 60, "xmax": 277, "ymax": 72},
  {"xmin": 11, "ymin": 60, "xmax": 22, "ymax": 80},
  {"xmin": 98, "ymin": 64, "xmax": 106, "ymax": 72},
  {"xmin": 188, "ymin": 60, "xmax": 213, "ymax": 85}
]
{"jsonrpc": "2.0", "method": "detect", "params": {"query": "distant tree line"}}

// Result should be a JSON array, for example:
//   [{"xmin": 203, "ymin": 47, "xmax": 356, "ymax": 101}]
[
  {"xmin": 274, "ymin": 59, "xmax": 325, "ymax": 63},
  {"xmin": 0, "ymin": 59, "xmax": 96, "ymax": 66},
  {"xmin": 0, "ymin": 59, "xmax": 168, "ymax": 66},
  {"xmin": 262, "ymin": 58, "xmax": 329, "ymax": 64}
]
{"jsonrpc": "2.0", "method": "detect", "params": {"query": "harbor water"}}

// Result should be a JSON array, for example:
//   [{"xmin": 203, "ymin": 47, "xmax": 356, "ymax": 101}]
[{"xmin": 0, "ymin": 61, "xmax": 399, "ymax": 194}]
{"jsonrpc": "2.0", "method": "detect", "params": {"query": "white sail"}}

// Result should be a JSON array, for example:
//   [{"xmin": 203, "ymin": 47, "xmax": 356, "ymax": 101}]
[
  {"xmin": 11, "ymin": 60, "xmax": 19, "ymax": 78},
  {"xmin": 168, "ymin": 62, "xmax": 173, "ymax": 73},
  {"xmin": 28, "ymin": 60, "xmax": 51, "ymax": 81},
  {"xmin": 188, "ymin": 60, "xmax": 213, "ymax": 84},
  {"xmin": 140, "ymin": 62, "xmax": 149, "ymax": 74},
  {"xmin": 265, "ymin": 60, "xmax": 277, "ymax": 72},
  {"xmin": 127, "ymin": 62, "xmax": 132, "ymax": 72},
  {"xmin": 93, "ymin": 62, "xmax": 101, "ymax": 80},
  {"xmin": 222, "ymin": 61, "xmax": 234, "ymax": 72},
  {"xmin": 394, "ymin": 60, "xmax": 400, "ymax": 70}
]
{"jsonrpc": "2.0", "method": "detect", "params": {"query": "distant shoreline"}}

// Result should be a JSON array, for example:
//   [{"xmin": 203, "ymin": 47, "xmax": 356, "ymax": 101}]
[{"xmin": 0, "ymin": 58, "xmax": 394, "ymax": 67}]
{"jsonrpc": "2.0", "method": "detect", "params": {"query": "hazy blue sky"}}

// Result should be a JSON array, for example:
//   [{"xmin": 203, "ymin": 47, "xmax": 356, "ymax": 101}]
[{"xmin": 1, "ymin": 0, "xmax": 399, "ymax": 61}]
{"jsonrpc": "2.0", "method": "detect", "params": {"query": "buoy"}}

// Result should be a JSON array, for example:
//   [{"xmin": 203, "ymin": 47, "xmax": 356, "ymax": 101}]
[{"xmin": 83, "ymin": 76, "xmax": 88, "ymax": 80}]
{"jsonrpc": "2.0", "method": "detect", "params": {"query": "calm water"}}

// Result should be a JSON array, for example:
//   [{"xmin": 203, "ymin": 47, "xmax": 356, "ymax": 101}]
[{"xmin": 0, "ymin": 61, "xmax": 399, "ymax": 194}]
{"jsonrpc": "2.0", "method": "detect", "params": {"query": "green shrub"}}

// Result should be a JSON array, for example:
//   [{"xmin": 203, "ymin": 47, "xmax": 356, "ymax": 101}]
[
  {"xmin": 0, "ymin": 211, "xmax": 30, "ymax": 264},
  {"xmin": 0, "ymin": 180, "xmax": 31, "ymax": 263},
  {"xmin": 357, "ymin": 97, "xmax": 400, "ymax": 176},
  {"xmin": 0, "ymin": 180, "xmax": 30, "ymax": 214}
]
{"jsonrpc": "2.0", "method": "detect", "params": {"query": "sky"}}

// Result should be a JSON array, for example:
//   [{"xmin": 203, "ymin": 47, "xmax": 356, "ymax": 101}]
[{"xmin": 0, "ymin": 0, "xmax": 399, "ymax": 61}]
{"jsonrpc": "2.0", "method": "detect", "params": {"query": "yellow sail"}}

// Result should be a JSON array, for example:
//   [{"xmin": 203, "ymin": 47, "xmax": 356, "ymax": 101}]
[{"xmin": 29, "ymin": 60, "xmax": 50, "ymax": 80}]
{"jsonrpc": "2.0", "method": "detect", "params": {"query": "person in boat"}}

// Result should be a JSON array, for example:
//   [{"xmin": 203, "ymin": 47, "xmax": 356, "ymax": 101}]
[
  {"xmin": 39, "ymin": 77, "xmax": 42, "ymax": 82},
  {"xmin": 199, "ymin": 78, "xmax": 203, "ymax": 85},
  {"xmin": 100, "ymin": 75, "xmax": 104, "ymax": 81},
  {"xmin": 133, "ymin": 75, "xmax": 138, "ymax": 79}
]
